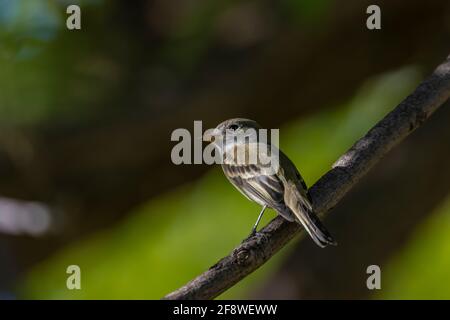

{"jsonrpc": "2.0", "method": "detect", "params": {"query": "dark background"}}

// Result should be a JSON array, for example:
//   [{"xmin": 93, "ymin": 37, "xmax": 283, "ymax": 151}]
[{"xmin": 0, "ymin": 0, "xmax": 449, "ymax": 299}]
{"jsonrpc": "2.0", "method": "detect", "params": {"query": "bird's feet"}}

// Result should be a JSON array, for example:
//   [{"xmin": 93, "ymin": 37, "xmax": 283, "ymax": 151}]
[
  {"xmin": 241, "ymin": 229, "xmax": 268, "ymax": 244},
  {"xmin": 241, "ymin": 228, "xmax": 256, "ymax": 243}
]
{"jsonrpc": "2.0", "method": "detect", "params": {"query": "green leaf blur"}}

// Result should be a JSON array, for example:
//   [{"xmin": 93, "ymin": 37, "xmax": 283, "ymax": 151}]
[{"xmin": 20, "ymin": 68, "xmax": 421, "ymax": 299}]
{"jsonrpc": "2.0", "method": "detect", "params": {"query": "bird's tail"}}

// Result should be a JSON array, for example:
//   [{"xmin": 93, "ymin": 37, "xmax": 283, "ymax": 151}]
[
  {"xmin": 283, "ymin": 183, "xmax": 337, "ymax": 248},
  {"xmin": 294, "ymin": 205, "xmax": 337, "ymax": 248}
]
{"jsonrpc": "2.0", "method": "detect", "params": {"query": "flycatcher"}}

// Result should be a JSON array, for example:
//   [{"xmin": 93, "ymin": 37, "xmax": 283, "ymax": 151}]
[{"xmin": 205, "ymin": 118, "xmax": 336, "ymax": 248}]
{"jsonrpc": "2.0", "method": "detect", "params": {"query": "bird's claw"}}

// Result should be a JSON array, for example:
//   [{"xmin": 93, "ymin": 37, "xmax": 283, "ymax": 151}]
[{"xmin": 241, "ymin": 230, "xmax": 268, "ymax": 244}]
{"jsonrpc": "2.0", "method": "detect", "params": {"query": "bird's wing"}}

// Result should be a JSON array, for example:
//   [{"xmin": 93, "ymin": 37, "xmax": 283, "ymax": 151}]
[
  {"xmin": 222, "ymin": 163, "xmax": 295, "ymax": 221},
  {"xmin": 278, "ymin": 152, "xmax": 336, "ymax": 247},
  {"xmin": 278, "ymin": 151, "xmax": 313, "ymax": 209}
]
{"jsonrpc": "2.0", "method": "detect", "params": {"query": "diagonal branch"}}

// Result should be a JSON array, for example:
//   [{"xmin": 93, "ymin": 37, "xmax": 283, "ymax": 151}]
[{"xmin": 164, "ymin": 54, "xmax": 450, "ymax": 300}]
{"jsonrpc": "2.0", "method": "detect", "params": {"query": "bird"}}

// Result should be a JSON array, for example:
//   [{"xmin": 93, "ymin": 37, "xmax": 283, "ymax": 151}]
[{"xmin": 204, "ymin": 118, "xmax": 336, "ymax": 248}]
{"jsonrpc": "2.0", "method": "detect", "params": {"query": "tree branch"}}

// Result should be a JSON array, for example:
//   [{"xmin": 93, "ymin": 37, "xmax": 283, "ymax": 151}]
[{"xmin": 164, "ymin": 54, "xmax": 450, "ymax": 300}]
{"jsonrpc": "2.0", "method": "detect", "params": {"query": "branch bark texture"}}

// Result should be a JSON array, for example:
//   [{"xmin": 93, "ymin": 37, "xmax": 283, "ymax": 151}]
[{"xmin": 164, "ymin": 55, "xmax": 450, "ymax": 300}]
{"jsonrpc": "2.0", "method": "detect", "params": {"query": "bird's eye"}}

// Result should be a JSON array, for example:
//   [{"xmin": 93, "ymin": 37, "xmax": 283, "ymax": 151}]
[{"xmin": 229, "ymin": 124, "xmax": 239, "ymax": 131}]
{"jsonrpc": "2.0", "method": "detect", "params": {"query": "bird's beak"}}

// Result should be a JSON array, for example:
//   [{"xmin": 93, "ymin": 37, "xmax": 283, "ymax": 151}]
[{"xmin": 204, "ymin": 128, "xmax": 221, "ymax": 142}]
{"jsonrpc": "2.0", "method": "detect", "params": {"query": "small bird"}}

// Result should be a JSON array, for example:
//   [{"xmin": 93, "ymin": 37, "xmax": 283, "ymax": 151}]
[{"xmin": 205, "ymin": 118, "xmax": 336, "ymax": 248}]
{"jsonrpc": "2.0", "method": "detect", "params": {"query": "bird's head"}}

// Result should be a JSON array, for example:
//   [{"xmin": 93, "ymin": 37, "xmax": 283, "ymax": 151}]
[{"xmin": 204, "ymin": 118, "xmax": 262, "ymax": 143}]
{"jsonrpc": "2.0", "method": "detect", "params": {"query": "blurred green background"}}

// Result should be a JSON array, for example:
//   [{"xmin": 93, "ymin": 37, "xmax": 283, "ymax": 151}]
[{"xmin": 0, "ymin": 0, "xmax": 449, "ymax": 299}]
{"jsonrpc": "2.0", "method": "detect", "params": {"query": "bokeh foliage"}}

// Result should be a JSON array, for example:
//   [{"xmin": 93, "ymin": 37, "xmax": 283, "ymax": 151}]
[
  {"xmin": 21, "ymin": 68, "xmax": 424, "ymax": 299},
  {"xmin": 381, "ymin": 196, "xmax": 450, "ymax": 299},
  {"xmin": 1, "ymin": 0, "xmax": 449, "ymax": 300}
]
